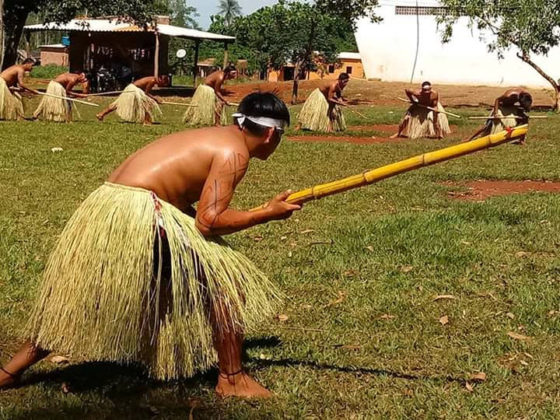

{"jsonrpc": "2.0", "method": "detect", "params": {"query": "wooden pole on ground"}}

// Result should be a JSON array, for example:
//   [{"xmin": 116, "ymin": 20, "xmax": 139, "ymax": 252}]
[
  {"xmin": 468, "ymin": 115, "xmax": 547, "ymax": 120},
  {"xmin": 38, "ymin": 92, "xmax": 99, "ymax": 107},
  {"xmin": 251, "ymin": 125, "xmax": 528, "ymax": 209}
]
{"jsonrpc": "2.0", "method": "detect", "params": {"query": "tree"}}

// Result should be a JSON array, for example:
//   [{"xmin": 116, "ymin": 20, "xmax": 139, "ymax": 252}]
[
  {"xmin": 439, "ymin": 0, "xmax": 560, "ymax": 111},
  {"xmin": 1, "ymin": 0, "xmax": 157, "ymax": 69},
  {"xmin": 315, "ymin": 0, "xmax": 380, "ymax": 27},
  {"xmin": 0, "ymin": 0, "xmax": 4, "ymax": 69},
  {"xmin": 217, "ymin": 0, "xmax": 242, "ymax": 27},
  {"xmin": 232, "ymin": 1, "xmax": 354, "ymax": 103}
]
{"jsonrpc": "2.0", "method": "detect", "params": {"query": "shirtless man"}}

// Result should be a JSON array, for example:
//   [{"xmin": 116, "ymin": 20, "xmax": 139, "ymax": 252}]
[
  {"xmin": 96, "ymin": 74, "xmax": 170, "ymax": 123},
  {"xmin": 0, "ymin": 58, "xmax": 39, "ymax": 120},
  {"xmin": 295, "ymin": 72, "xmax": 349, "ymax": 132},
  {"xmin": 465, "ymin": 87, "xmax": 532, "ymax": 143},
  {"xmin": 0, "ymin": 58, "xmax": 40, "ymax": 95},
  {"xmin": 203, "ymin": 64, "xmax": 238, "ymax": 125},
  {"xmin": 391, "ymin": 81, "xmax": 443, "ymax": 139},
  {"xmin": 0, "ymin": 92, "xmax": 300, "ymax": 399},
  {"xmin": 53, "ymin": 72, "xmax": 89, "ymax": 98}
]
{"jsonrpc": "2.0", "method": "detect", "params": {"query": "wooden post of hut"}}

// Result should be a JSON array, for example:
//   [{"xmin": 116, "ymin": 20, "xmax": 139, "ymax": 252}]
[
  {"xmin": 154, "ymin": 31, "xmax": 160, "ymax": 78},
  {"xmin": 193, "ymin": 39, "xmax": 200, "ymax": 86},
  {"xmin": 223, "ymin": 41, "xmax": 229, "ymax": 68}
]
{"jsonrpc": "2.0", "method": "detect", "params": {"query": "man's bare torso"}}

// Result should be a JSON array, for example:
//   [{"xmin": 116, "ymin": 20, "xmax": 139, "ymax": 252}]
[
  {"xmin": 408, "ymin": 89, "xmax": 438, "ymax": 107},
  {"xmin": 54, "ymin": 73, "xmax": 81, "ymax": 90},
  {"xmin": 204, "ymin": 71, "xmax": 224, "ymax": 89},
  {"xmin": 0, "ymin": 65, "xmax": 25, "ymax": 87},
  {"xmin": 133, "ymin": 76, "xmax": 158, "ymax": 93},
  {"xmin": 320, "ymin": 81, "xmax": 341, "ymax": 101},
  {"xmin": 108, "ymin": 125, "xmax": 248, "ymax": 211},
  {"xmin": 499, "ymin": 87, "xmax": 529, "ymax": 106}
]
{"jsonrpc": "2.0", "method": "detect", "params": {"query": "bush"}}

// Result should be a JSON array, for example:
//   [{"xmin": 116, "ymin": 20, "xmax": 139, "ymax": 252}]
[{"xmin": 30, "ymin": 65, "xmax": 68, "ymax": 79}]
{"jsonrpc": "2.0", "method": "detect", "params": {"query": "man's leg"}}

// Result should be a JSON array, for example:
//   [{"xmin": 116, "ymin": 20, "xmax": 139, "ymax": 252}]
[
  {"xmin": 96, "ymin": 104, "xmax": 116, "ymax": 121},
  {"xmin": 0, "ymin": 341, "xmax": 50, "ymax": 389},
  {"xmin": 211, "ymin": 303, "xmax": 272, "ymax": 398},
  {"xmin": 390, "ymin": 117, "xmax": 407, "ymax": 139},
  {"xmin": 215, "ymin": 101, "xmax": 224, "ymax": 127}
]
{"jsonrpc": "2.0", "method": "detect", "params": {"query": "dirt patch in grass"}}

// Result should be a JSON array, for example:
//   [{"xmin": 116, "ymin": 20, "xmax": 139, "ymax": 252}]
[
  {"xmin": 445, "ymin": 180, "xmax": 560, "ymax": 201},
  {"xmin": 287, "ymin": 134, "xmax": 398, "ymax": 144}
]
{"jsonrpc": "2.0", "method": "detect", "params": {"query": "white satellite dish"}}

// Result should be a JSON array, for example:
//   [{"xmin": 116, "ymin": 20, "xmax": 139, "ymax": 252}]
[{"xmin": 176, "ymin": 49, "xmax": 187, "ymax": 59}]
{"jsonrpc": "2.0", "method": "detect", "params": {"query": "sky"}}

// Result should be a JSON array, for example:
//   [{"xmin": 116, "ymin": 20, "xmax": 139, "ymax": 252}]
[{"xmin": 189, "ymin": 0, "xmax": 279, "ymax": 30}]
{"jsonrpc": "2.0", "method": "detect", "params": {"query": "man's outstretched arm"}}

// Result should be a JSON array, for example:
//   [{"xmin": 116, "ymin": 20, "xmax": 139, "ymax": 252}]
[{"xmin": 195, "ymin": 151, "xmax": 300, "ymax": 237}]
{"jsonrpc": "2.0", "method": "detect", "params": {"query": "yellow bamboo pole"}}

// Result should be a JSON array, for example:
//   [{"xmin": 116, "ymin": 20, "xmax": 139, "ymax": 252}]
[{"xmin": 251, "ymin": 125, "xmax": 528, "ymax": 209}]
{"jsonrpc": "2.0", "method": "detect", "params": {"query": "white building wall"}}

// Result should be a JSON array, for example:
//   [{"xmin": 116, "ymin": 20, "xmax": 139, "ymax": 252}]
[{"xmin": 355, "ymin": 0, "xmax": 560, "ymax": 88}]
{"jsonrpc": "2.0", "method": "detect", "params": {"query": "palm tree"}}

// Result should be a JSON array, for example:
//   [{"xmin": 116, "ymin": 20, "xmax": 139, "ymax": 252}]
[{"xmin": 217, "ymin": 0, "xmax": 242, "ymax": 26}]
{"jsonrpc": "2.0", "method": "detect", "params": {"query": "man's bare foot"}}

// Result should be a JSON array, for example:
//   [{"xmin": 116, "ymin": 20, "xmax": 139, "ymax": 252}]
[
  {"xmin": 96, "ymin": 113, "xmax": 104, "ymax": 121},
  {"xmin": 0, "ymin": 367, "xmax": 20, "ymax": 390},
  {"xmin": 389, "ymin": 133, "xmax": 401, "ymax": 139},
  {"xmin": 215, "ymin": 371, "xmax": 272, "ymax": 399}
]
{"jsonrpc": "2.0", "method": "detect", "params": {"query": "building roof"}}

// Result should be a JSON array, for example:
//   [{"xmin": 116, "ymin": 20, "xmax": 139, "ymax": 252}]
[
  {"xmin": 24, "ymin": 19, "xmax": 235, "ymax": 42},
  {"xmin": 338, "ymin": 52, "xmax": 361, "ymax": 60},
  {"xmin": 39, "ymin": 44, "xmax": 67, "ymax": 49}
]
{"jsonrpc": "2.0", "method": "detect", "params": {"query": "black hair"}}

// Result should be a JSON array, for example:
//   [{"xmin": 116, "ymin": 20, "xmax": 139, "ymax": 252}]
[
  {"xmin": 224, "ymin": 64, "xmax": 237, "ymax": 74},
  {"xmin": 339, "ymin": 73, "xmax": 350, "ymax": 81},
  {"xmin": 422, "ymin": 81, "xmax": 431, "ymax": 87},
  {"xmin": 519, "ymin": 92, "xmax": 532, "ymax": 111},
  {"xmin": 235, "ymin": 92, "xmax": 290, "ymax": 135},
  {"xmin": 22, "ymin": 58, "xmax": 35, "ymax": 65}
]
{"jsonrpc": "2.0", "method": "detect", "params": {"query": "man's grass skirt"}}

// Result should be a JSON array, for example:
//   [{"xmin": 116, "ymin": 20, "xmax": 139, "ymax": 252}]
[
  {"xmin": 111, "ymin": 84, "xmax": 161, "ymax": 123},
  {"xmin": 27, "ymin": 182, "xmax": 281, "ymax": 380},
  {"xmin": 33, "ymin": 81, "xmax": 79, "ymax": 122},
  {"xmin": 489, "ymin": 105, "xmax": 523, "ymax": 134},
  {"xmin": 297, "ymin": 88, "xmax": 346, "ymax": 132},
  {"xmin": 0, "ymin": 77, "xmax": 24, "ymax": 121},
  {"xmin": 398, "ymin": 102, "xmax": 451, "ymax": 139},
  {"xmin": 183, "ymin": 84, "xmax": 227, "ymax": 126}
]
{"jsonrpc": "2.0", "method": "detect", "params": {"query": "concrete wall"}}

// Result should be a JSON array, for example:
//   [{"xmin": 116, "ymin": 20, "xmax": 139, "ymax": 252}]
[
  {"xmin": 355, "ymin": 0, "xmax": 560, "ymax": 88},
  {"xmin": 40, "ymin": 48, "xmax": 69, "ymax": 67}
]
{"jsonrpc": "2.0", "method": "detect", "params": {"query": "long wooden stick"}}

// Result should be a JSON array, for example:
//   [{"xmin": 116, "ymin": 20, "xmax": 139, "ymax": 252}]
[
  {"xmin": 251, "ymin": 125, "xmax": 528, "ymax": 210},
  {"xmin": 468, "ymin": 115, "xmax": 547, "ymax": 120},
  {"xmin": 160, "ymin": 101, "xmax": 197, "ymax": 107},
  {"xmin": 346, "ymin": 107, "xmax": 369, "ymax": 120},
  {"xmin": 397, "ymin": 97, "xmax": 461, "ymax": 119},
  {"xmin": 38, "ymin": 92, "xmax": 99, "ymax": 107},
  {"xmin": 87, "ymin": 90, "xmax": 124, "ymax": 96}
]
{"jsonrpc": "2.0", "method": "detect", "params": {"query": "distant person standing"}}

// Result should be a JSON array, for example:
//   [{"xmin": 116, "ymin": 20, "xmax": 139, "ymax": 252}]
[
  {"xmin": 296, "ymin": 73, "xmax": 349, "ymax": 132},
  {"xmin": 390, "ymin": 81, "xmax": 451, "ymax": 139},
  {"xmin": 0, "ymin": 58, "xmax": 39, "ymax": 120},
  {"xmin": 33, "ymin": 72, "xmax": 89, "ymax": 122},
  {"xmin": 96, "ymin": 75, "xmax": 170, "ymax": 125},
  {"xmin": 184, "ymin": 65, "xmax": 238, "ymax": 127},
  {"xmin": 465, "ymin": 87, "xmax": 532, "ymax": 144}
]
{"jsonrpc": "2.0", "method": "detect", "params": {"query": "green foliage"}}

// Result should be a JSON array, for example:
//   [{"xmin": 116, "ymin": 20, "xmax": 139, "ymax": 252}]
[
  {"xmin": 30, "ymin": 64, "xmax": 68, "ymax": 79},
  {"xmin": 439, "ymin": 0, "xmax": 560, "ymax": 58},
  {"xmin": 201, "ymin": 1, "xmax": 357, "ymax": 77},
  {"xmin": 315, "ymin": 0, "xmax": 381, "ymax": 27}
]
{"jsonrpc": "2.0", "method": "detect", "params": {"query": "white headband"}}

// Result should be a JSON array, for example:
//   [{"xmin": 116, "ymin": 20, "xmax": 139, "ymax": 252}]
[{"xmin": 232, "ymin": 113, "xmax": 286, "ymax": 129}]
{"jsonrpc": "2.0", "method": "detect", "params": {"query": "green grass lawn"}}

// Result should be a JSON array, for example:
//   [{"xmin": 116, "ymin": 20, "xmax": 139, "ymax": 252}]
[{"xmin": 0, "ymin": 96, "xmax": 559, "ymax": 419}]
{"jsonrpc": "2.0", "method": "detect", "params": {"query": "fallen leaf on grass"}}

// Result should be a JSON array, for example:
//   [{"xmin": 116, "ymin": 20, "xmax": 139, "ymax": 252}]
[
  {"xmin": 300, "ymin": 229, "xmax": 314, "ymax": 234},
  {"xmin": 470, "ymin": 372, "xmax": 487, "ymax": 382},
  {"xmin": 400, "ymin": 265, "xmax": 414, "ymax": 273},
  {"xmin": 379, "ymin": 314, "xmax": 396, "ymax": 320},
  {"xmin": 51, "ymin": 355, "xmax": 70, "ymax": 364},
  {"xmin": 507, "ymin": 331, "xmax": 531, "ymax": 341},
  {"xmin": 520, "ymin": 360, "xmax": 529, "ymax": 366},
  {"xmin": 343, "ymin": 270, "xmax": 358, "ymax": 277},
  {"xmin": 515, "ymin": 251, "xmax": 531, "ymax": 258},
  {"xmin": 506, "ymin": 312, "xmax": 515, "ymax": 319},
  {"xmin": 252, "ymin": 235, "xmax": 264, "ymax": 242},
  {"xmin": 433, "ymin": 295, "xmax": 457, "ymax": 301},
  {"xmin": 465, "ymin": 382, "xmax": 474, "ymax": 392},
  {"xmin": 276, "ymin": 314, "xmax": 289, "ymax": 322},
  {"xmin": 327, "ymin": 291, "xmax": 347, "ymax": 307},
  {"xmin": 365, "ymin": 245, "xmax": 374, "ymax": 252},
  {"xmin": 460, "ymin": 240, "xmax": 472, "ymax": 245},
  {"xmin": 51, "ymin": 147, "xmax": 63, "ymax": 153},
  {"xmin": 439, "ymin": 315, "xmax": 449, "ymax": 326}
]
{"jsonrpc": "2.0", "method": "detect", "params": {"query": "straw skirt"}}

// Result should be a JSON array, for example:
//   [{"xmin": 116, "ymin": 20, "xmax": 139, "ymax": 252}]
[
  {"xmin": 0, "ymin": 77, "xmax": 24, "ymax": 121},
  {"xmin": 111, "ymin": 84, "xmax": 161, "ymax": 123},
  {"xmin": 28, "ymin": 182, "xmax": 281, "ymax": 380},
  {"xmin": 33, "ymin": 81, "xmax": 78, "ymax": 122},
  {"xmin": 297, "ymin": 88, "xmax": 346, "ymax": 132},
  {"xmin": 183, "ymin": 84, "xmax": 227, "ymax": 126},
  {"xmin": 399, "ymin": 102, "xmax": 451, "ymax": 139}
]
